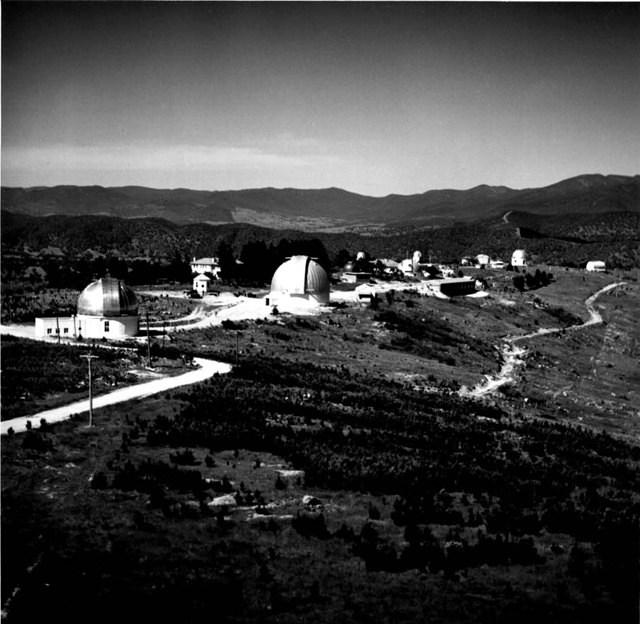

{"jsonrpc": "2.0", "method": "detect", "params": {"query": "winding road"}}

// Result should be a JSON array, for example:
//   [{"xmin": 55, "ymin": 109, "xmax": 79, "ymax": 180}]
[
  {"xmin": 1, "ymin": 357, "xmax": 232, "ymax": 435},
  {"xmin": 460, "ymin": 281, "xmax": 625, "ymax": 399}
]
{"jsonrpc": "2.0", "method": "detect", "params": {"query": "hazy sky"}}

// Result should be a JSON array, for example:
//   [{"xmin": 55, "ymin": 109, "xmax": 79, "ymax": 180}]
[{"xmin": 2, "ymin": 2, "xmax": 639, "ymax": 195}]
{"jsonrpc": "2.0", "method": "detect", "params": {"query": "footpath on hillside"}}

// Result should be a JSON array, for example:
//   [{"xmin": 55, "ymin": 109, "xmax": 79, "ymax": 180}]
[{"xmin": 460, "ymin": 281, "xmax": 626, "ymax": 399}]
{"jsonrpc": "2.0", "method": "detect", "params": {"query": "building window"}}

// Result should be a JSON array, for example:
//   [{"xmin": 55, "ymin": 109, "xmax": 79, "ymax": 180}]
[
  {"xmin": 46, "ymin": 328, "xmax": 52, "ymax": 335},
  {"xmin": 104, "ymin": 321, "xmax": 110, "ymax": 332},
  {"xmin": 63, "ymin": 327, "xmax": 69, "ymax": 334}
]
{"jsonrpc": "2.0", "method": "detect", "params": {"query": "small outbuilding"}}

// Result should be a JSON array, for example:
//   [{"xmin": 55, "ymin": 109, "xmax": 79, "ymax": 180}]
[
  {"xmin": 193, "ymin": 273, "xmax": 211, "ymax": 296},
  {"xmin": 586, "ymin": 260, "xmax": 606, "ymax": 272},
  {"xmin": 511, "ymin": 249, "xmax": 527, "ymax": 267}
]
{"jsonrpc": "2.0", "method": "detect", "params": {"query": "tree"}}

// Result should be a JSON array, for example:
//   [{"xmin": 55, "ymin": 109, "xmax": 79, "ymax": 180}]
[
  {"xmin": 334, "ymin": 249, "xmax": 352, "ymax": 269},
  {"xmin": 216, "ymin": 241, "xmax": 236, "ymax": 281}
]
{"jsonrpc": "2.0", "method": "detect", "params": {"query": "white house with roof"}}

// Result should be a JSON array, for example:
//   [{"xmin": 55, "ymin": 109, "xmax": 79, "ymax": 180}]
[{"xmin": 190, "ymin": 256, "xmax": 221, "ymax": 279}]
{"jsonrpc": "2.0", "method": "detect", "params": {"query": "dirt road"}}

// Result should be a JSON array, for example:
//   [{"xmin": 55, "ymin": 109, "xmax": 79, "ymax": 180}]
[
  {"xmin": 1, "ymin": 357, "xmax": 232, "ymax": 435},
  {"xmin": 461, "ymin": 281, "xmax": 625, "ymax": 399}
]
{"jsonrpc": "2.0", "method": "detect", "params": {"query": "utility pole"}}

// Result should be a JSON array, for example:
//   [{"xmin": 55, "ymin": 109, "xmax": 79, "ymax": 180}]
[
  {"xmin": 146, "ymin": 309, "xmax": 151, "ymax": 368},
  {"xmin": 80, "ymin": 354, "xmax": 99, "ymax": 427},
  {"xmin": 56, "ymin": 316, "xmax": 60, "ymax": 344}
]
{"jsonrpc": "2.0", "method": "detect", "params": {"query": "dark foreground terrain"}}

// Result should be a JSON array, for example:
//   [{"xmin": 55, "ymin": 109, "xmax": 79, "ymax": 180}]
[{"xmin": 3, "ymin": 352, "xmax": 639, "ymax": 623}]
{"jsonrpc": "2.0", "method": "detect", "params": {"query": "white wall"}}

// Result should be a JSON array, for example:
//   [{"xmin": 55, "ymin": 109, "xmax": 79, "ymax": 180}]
[
  {"xmin": 35, "ymin": 316, "xmax": 77, "ymax": 339},
  {"xmin": 76, "ymin": 315, "xmax": 138, "ymax": 339}
]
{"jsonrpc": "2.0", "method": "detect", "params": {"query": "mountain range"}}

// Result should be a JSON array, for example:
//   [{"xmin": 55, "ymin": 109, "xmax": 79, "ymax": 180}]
[{"xmin": 2, "ymin": 174, "xmax": 638, "ymax": 231}]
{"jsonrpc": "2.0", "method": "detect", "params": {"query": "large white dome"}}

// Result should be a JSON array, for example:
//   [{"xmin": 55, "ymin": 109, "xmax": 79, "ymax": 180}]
[
  {"xmin": 77, "ymin": 277, "xmax": 138, "ymax": 317},
  {"xmin": 270, "ymin": 256, "xmax": 330, "ymax": 304}
]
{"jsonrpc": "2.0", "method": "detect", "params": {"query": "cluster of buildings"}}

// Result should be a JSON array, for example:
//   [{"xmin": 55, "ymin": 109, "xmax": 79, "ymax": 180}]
[
  {"xmin": 461, "ymin": 249, "xmax": 528, "ymax": 269},
  {"xmin": 33, "ymin": 247, "xmax": 608, "ymax": 341}
]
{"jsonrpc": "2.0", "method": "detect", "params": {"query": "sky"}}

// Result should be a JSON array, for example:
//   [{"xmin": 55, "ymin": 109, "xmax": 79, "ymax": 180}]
[{"xmin": 2, "ymin": 2, "xmax": 639, "ymax": 195}]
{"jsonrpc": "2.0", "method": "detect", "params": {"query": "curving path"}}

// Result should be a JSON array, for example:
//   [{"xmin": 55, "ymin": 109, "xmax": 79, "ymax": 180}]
[
  {"xmin": 1, "ymin": 357, "xmax": 232, "ymax": 435},
  {"xmin": 460, "ymin": 282, "xmax": 625, "ymax": 399}
]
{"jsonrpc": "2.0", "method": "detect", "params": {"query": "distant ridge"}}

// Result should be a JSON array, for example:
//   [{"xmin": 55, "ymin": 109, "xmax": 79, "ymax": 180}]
[{"xmin": 2, "ymin": 174, "xmax": 638, "ymax": 230}]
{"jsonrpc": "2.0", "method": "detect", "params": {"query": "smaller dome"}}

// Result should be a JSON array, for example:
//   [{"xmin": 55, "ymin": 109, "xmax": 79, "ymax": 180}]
[{"xmin": 77, "ymin": 277, "xmax": 138, "ymax": 317}]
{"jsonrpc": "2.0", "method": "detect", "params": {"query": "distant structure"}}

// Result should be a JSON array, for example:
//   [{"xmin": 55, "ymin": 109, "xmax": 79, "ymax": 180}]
[
  {"xmin": 412, "ymin": 250, "xmax": 422, "ymax": 274},
  {"xmin": 269, "ymin": 255, "xmax": 330, "ymax": 306},
  {"xmin": 193, "ymin": 273, "xmax": 211, "ymax": 296},
  {"xmin": 399, "ymin": 258, "xmax": 414, "ymax": 276},
  {"xmin": 490, "ymin": 259, "xmax": 506, "ymax": 270},
  {"xmin": 190, "ymin": 256, "xmax": 221, "ymax": 279},
  {"xmin": 35, "ymin": 277, "xmax": 139, "ymax": 340},
  {"xmin": 355, "ymin": 283, "xmax": 377, "ymax": 305},
  {"xmin": 420, "ymin": 277, "xmax": 476, "ymax": 298},
  {"xmin": 511, "ymin": 249, "xmax": 528, "ymax": 268},
  {"xmin": 475, "ymin": 254, "xmax": 490, "ymax": 268},
  {"xmin": 586, "ymin": 260, "xmax": 606, "ymax": 272},
  {"xmin": 342, "ymin": 258, "xmax": 371, "ymax": 284}
]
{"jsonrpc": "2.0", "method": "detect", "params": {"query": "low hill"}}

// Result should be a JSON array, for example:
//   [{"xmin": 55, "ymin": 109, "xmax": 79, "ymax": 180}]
[{"xmin": 2, "ymin": 174, "xmax": 638, "ymax": 229}]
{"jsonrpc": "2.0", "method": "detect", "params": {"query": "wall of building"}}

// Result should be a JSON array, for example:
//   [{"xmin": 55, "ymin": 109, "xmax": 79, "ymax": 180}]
[
  {"xmin": 77, "ymin": 315, "xmax": 138, "ymax": 338},
  {"xmin": 35, "ymin": 316, "xmax": 78, "ymax": 339},
  {"xmin": 35, "ymin": 315, "xmax": 138, "ymax": 339}
]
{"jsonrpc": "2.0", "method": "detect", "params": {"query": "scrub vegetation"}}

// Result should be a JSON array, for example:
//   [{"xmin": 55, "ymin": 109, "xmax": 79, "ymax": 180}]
[{"xmin": 2, "ymin": 352, "xmax": 639, "ymax": 623}]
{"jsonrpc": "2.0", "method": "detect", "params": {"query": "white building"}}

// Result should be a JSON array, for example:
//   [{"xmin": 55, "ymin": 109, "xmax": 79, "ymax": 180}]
[
  {"xmin": 511, "ymin": 249, "xmax": 528, "ymax": 267},
  {"xmin": 190, "ymin": 256, "xmax": 221, "ymax": 279},
  {"xmin": 586, "ymin": 260, "xmax": 606, "ymax": 272},
  {"xmin": 35, "ymin": 277, "xmax": 139, "ymax": 340},
  {"xmin": 490, "ymin": 260, "xmax": 506, "ymax": 270},
  {"xmin": 269, "ymin": 255, "xmax": 330, "ymax": 307},
  {"xmin": 355, "ymin": 283, "xmax": 377, "ymax": 304},
  {"xmin": 193, "ymin": 273, "xmax": 211, "ymax": 296},
  {"xmin": 475, "ymin": 254, "xmax": 490, "ymax": 268}
]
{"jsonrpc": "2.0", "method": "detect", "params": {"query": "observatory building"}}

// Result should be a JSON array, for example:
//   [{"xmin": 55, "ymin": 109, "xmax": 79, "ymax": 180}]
[
  {"xmin": 35, "ymin": 277, "xmax": 139, "ymax": 340},
  {"xmin": 269, "ymin": 255, "xmax": 330, "ymax": 307}
]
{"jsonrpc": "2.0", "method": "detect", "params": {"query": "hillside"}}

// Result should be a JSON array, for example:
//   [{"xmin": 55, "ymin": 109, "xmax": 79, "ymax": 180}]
[
  {"xmin": 2, "ymin": 208, "xmax": 639, "ymax": 271},
  {"xmin": 2, "ymin": 174, "xmax": 638, "ymax": 229}
]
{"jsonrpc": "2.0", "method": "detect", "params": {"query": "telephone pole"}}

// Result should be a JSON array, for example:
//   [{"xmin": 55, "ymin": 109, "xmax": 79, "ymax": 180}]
[
  {"xmin": 80, "ymin": 353, "xmax": 99, "ymax": 427},
  {"xmin": 146, "ymin": 309, "xmax": 151, "ymax": 368},
  {"xmin": 235, "ymin": 331, "xmax": 239, "ymax": 365}
]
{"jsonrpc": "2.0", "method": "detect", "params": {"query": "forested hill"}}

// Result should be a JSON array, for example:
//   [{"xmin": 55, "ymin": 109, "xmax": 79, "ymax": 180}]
[
  {"xmin": 3, "ymin": 208, "xmax": 639, "ymax": 270},
  {"xmin": 2, "ymin": 174, "xmax": 638, "ymax": 228}
]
